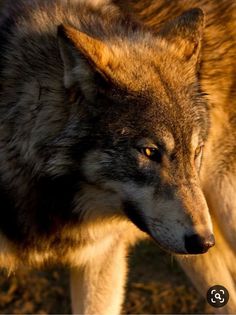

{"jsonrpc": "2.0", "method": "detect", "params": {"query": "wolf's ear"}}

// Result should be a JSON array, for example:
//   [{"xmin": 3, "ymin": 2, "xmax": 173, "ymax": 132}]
[
  {"xmin": 57, "ymin": 24, "xmax": 112, "ymax": 97},
  {"xmin": 159, "ymin": 8, "xmax": 204, "ymax": 62}
]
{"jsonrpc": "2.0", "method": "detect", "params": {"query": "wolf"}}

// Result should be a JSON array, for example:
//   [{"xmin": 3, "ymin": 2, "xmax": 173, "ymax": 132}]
[{"xmin": 0, "ymin": 0, "xmax": 233, "ymax": 313}]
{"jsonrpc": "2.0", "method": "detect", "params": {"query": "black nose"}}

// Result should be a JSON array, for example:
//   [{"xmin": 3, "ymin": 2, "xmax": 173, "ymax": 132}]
[{"xmin": 184, "ymin": 234, "xmax": 215, "ymax": 254}]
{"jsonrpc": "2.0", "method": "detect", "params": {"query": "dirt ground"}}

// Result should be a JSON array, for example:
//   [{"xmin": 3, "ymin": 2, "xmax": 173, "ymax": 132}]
[{"xmin": 0, "ymin": 240, "xmax": 213, "ymax": 314}]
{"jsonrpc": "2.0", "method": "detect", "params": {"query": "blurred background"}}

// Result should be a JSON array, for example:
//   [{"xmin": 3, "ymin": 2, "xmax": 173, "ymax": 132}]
[{"xmin": 0, "ymin": 240, "xmax": 212, "ymax": 314}]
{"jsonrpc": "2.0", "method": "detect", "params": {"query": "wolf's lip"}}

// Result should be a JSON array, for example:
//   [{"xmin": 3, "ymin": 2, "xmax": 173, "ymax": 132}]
[
  {"xmin": 148, "ymin": 231, "xmax": 188, "ymax": 255},
  {"xmin": 122, "ymin": 200, "xmax": 150, "ymax": 234}
]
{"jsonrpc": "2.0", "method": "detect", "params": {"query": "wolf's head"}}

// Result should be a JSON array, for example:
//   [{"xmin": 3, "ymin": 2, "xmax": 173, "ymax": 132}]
[{"xmin": 57, "ymin": 8, "xmax": 214, "ymax": 254}]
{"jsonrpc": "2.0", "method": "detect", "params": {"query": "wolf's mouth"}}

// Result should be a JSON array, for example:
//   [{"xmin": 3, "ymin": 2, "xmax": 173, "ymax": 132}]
[{"xmin": 148, "ymin": 231, "xmax": 187, "ymax": 255}]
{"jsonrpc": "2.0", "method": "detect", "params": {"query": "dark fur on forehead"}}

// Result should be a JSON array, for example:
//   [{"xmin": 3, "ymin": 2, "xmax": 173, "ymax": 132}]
[{"xmin": 85, "ymin": 76, "xmax": 209, "ymax": 146}]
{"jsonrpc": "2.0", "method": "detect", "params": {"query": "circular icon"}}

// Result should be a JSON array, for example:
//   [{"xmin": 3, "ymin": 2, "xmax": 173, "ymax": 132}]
[{"xmin": 207, "ymin": 285, "xmax": 229, "ymax": 308}]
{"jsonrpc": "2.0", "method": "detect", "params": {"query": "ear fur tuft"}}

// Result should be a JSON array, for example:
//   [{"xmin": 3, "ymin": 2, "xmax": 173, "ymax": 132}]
[
  {"xmin": 159, "ymin": 8, "xmax": 205, "ymax": 61},
  {"xmin": 57, "ymin": 24, "xmax": 112, "ymax": 98}
]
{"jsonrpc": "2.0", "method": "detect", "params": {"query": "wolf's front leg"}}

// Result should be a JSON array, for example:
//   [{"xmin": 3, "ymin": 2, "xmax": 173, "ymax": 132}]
[{"xmin": 70, "ymin": 241, "xmax": 127, "ymax": 315}]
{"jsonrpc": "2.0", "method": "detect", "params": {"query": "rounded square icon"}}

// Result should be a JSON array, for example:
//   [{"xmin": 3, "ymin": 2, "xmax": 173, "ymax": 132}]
[{"xmin": 207, "ymin": 285, "xmax": 229, "ymax": 308}]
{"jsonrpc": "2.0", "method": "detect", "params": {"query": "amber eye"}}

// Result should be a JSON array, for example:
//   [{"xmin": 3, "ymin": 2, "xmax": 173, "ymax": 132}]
[
  {"xmin": 195, "ymin": 145, "xmax": 204, "ymax": 158},
  {"xmin": 140, "ymin": 147, "xmax": 162, "ymax": 163}
]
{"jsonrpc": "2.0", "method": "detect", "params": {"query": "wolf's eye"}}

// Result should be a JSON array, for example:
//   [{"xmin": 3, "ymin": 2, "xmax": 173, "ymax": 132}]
[
  {"xmin": 140, "ymin": 147, "xmax": 162, "ymax": 163},
  {"xmin": 194, "ymin": 145, "xmax": 204, "ymax": 171},
  {"xmin": 195, "ymin": 145, "xmax": 204, "ymax": 158}
]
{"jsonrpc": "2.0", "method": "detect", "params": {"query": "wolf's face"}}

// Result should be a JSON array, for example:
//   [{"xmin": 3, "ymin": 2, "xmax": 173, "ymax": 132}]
[{"xmin": 57, "ymin": 8, "xmax": 214, "ymax": 254}]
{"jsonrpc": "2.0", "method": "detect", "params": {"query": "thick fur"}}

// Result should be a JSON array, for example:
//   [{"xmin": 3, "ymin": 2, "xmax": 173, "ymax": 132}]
[{"xmin": 0, "ymin": 0, "xmax": 235, "ymax": 314}]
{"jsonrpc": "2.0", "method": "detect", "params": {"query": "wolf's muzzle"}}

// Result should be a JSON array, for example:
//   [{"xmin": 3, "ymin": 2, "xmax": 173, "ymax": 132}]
[{"xmin": 184, "ymin": 233, "xmax": 215, "ymax": 254}]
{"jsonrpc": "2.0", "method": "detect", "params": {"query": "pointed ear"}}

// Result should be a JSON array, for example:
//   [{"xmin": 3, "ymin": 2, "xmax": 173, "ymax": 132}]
[
  {"xmin": 57, "ymin": 24, "xmax": 112, "ymax": 97},
  {"xmin": 159, "ymin": 8, "xmax": 205, "ymax": 62}
]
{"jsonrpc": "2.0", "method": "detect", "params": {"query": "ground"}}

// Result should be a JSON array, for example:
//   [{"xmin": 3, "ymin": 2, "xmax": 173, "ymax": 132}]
[{"xmin": 0, "ymin": 240, "xmax": 213, "ymax": 314}]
